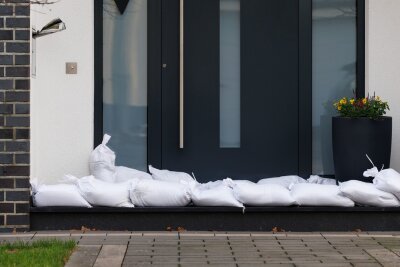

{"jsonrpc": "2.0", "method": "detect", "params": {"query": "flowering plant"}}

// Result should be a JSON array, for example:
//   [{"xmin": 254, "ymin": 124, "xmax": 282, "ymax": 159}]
[{"xmin": 333, "ymin": 94, "xmax": 389, "ymax": 119}]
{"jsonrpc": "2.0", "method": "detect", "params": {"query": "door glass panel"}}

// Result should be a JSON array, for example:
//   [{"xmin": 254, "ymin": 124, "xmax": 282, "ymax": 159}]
[
  {"xmin": 220, "ymin": 0, "xmax": 241, "ymax": 148},
  {"xmin": 312, "ymin": 0, "xmax": 356, "ymax": 174},
  {"xmin": 103, "ymin": 0, "xmax": 147, "ymax": 171}
]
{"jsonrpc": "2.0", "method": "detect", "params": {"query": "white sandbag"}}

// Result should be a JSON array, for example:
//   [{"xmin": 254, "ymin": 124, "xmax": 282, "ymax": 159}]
[
  {"xmin": 115, "ymin": 166, "xmax": 152, "ymax": 183},
  {"xmin": 339, "ymin": 180, "xmax": 400, "ymax": 207},
  {"xmin": 196, "ymin": 178, "xmax": 253, "ymax": 191},
  {"xmin": 307, "ymin": 175, "xmax": 337, "ymax": 185},
  {"xmin": 233, "ymin": 183, "xmax": 296, "ymax": 206},
  {"xmin": 190, "ymin": 184, "xmax": 243, "ymax": 207},
  {"xmin": 290, "ymin": 183, "xmax": 354, "ymax": 207},
  {"xmin": 149, "ymin": 165, "xmax": 196, "ymax": 185},
  {"xmin": 129, "ymin": 179, "xmax": 191, "ymax": 207},
  {"xmin": 224, "ymin": 178, "xmax": 255, "ymax": 188},
  {"xmin": 365, "ymin": 168, "xmax": 400, "ymax": 199},
  {"xmin": 196, "ymin": 180, "xmax": 224, "ymax": 190},
  {"xmin": 89, "ymin": 134, "xmax": 116, "ymax": 183},
  {"xmin": 258, "ymin": 175, "xmax": 306, "ymax": 189},
  {"xmin": 33, "ymin": 184, "xmax": 92, "ymax": 208},
  {"xmin": 74, "ymin": 175, "xmax": 133, "ymax": 208}
]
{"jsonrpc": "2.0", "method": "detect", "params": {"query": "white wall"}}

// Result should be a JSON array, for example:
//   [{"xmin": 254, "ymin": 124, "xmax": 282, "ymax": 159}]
[
  {"xmin": 31, "ymin": 0, "xmax": 94, "ymax": 183},
  {"xmin": 366, "ymin": 0, "xmax": 400, "ymax": 170}
]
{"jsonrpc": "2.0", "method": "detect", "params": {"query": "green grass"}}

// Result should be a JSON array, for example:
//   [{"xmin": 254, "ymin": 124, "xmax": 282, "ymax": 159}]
[{"xmin": 0, "ymin": 239, "xmax": 76, "ymax": 267}]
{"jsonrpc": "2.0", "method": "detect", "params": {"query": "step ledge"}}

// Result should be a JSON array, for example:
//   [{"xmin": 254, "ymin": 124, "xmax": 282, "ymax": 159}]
[{"xmin": 30, "ymin": 206, "xmax": 400, "ymax": 213}]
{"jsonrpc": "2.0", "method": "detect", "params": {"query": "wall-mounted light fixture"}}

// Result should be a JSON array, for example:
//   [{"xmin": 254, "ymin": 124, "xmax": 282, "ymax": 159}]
[
  {"xmin": 32, "ymin": 18, "xmax": 66, "ymax": 38},
  {"xmin": 31, "ymin": 18, "xmax": 66, "ymax": 77}
]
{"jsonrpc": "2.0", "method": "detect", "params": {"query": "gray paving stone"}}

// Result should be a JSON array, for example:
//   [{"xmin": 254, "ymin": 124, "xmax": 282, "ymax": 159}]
[
  {"xmin": 365, "ymin": 248, "xmax": 400, "ymax": 265},
  {"xmin": 106, "ymin": 235, "xmax": 131, "ymax": 240},
  {"xmin": 179, "ymin": 231, "xmax": 215, "ymax": 236},
  {"xmin": 297, "ymin": 264, "xmax": 352, "ymax": 267},
  {"xmin": 152, "ymin": 263, "xmax": 180, "ymax": 266},
  {"xmin": 143, "ymin": 232, "xmax": 178, "ymax": 237},
  {"xmin": 209, "ymin": 257, "xmax": 239, "ymax": 262},
  {"xmin": 106, "ymin": 231, "xmax": 132, "ymax": 236},
  {"xmin": 81, "ymin": 232, "xmax": 108, "ymax": 236},
  {"xmin": 0, "ymin": 233, "xmax": 35, "ymax": 238},
  {"xmin": 93, "ymin": 245, "xmax": 127, "ymax": 267},
  {"xmin": 367, "ymin": 231, "xmax": 400, "ymax": 236},
  {"xmin": 65, "ymin": 245, "xmax": 101, "ymax": 267},
  {"xmin": 178, "ymin": 259, "xmax": 211, "ymax": 264},
  {"xmin": 35, "ymin": 232, "xmax": 71, "ymax": 237},
  {"xmin": 79, "ymin": 240, "xmax": 108, "ymax": 245},
  {"xmin": 0, "ymin": 237, "xmax": 32, "ymax": 242},
  {"xmin": 352, "ymin": 264, "xmax": 381, "ymax": 267},
  {"xmin": 257, "ymin": 264, "xmax": 295, "ymax": 267},
  {"xmin": 123, "ymin": 255, "xmax": 152, "ymax": 261},
  {"xmin": 122, "ymin": 263, "xmax": 152, "ymax": 267},
  {"xmin": 181, "ymin": 265, "xmax": 236, "ymax": 267},
  {"xmin": 101, "ymin": 240, "xmax": 130, "ymax": 245}
]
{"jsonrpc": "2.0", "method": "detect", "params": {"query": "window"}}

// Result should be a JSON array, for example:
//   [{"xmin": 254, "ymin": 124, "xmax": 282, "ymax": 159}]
[
  {"xmin": 102, "ymin": 0, "xmax": 148, "ymax": 171},
  {"xmin": 312, "ymin": 0, "xmax": 360, "ymax": 175}
]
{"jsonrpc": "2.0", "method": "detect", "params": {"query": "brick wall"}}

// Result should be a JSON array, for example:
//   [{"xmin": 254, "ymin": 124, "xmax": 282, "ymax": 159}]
[{"xmin": 0, "ymin": 0, "xmax": 30, "ymax": 232}]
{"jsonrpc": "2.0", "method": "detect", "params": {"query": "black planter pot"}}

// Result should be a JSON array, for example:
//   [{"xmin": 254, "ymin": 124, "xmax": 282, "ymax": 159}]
[{"xmin": 332, "ymin": 116, "xmax": 392, "ymax": 183}]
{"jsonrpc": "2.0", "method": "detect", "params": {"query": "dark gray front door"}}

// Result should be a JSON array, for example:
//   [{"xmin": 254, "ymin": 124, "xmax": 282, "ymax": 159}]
[{"xmin": 155, "ymin": 0, "xmax": 311, "ymax": 182}]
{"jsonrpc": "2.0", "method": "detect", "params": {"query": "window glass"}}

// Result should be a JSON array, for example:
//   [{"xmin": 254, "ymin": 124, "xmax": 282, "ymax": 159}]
[
  {"xmin": 103, "ymin": 0, "xmax": 148, "ymax": 170},
  {"xmin": 220, "ymin": 0, "xmax": 241, "ymax": 148},
  {"xmin": 312, "ymin": 0, "xmax": 357, "ymax": 174}
]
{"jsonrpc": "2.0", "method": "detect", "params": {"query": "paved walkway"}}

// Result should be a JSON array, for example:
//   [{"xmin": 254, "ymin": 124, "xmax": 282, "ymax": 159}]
[{"xmin": 2, "ymin": 231, "xmax": 400, "ymax": 266}]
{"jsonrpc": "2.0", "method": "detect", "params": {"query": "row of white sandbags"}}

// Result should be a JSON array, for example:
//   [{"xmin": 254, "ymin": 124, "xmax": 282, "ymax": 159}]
[
  {"xmin": 32, "ymin": 134, "xmax": 400, "ymax": 208},
  {"xmin": 31, "ymin": 173, "xmax": 238, "ymax": 208},
  {"xmin": 33, "ymin": 167, "xmax": 400, "ymax": 208},
  {"xmin": 29, "ymin": 171, "xmax": 354, "ymax": 208},
  {"xmin": 91, "ymin": 137, "xmax": 323, "ymax": 207}
]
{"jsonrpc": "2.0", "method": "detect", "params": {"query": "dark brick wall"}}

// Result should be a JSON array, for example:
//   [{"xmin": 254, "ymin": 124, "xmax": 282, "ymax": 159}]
[{"xmin": 0, "ymin": 0, "xmax": 30, "ymax": 232}]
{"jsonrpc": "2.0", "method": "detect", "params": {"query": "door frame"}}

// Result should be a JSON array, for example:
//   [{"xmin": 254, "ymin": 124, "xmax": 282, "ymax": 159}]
[{"xmin": 94, "ymin": 0, "xmax": 366, "ymax": 177}]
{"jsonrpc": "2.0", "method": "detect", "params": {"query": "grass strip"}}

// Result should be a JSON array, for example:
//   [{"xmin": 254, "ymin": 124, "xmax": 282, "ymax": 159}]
[{"xmin": 0, "ymin": 239, "xmax": 76, "ymax": 267}]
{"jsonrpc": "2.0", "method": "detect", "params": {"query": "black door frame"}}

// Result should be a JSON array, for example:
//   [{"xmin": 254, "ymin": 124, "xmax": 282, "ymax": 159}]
[{"xmin": 94, "ymin": 0, "xmax": 366, "ymax": 177}]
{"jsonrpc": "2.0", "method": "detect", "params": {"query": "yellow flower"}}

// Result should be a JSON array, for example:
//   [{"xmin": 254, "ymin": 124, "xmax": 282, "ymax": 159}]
[
  {"xmin": 350, "ymin": 99, "xmax": 355, "ymax": 105},
  {"xmin": 339, "ymin": 98, "xmax": 347, "ymax": 105},
  {"xmin": 362, "ymin": 98, "xmax": 367, "ymax": 104},
  {"xmin": 376, "ymin": 96, "xmax": 380, "ymax": 101},
  {"xmin": 337, "ymin": 105, "xmax": 342, "ymax": 111}
]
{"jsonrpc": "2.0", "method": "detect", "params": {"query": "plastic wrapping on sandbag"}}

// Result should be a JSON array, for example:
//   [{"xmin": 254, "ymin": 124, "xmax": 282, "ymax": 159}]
[
  {"xmin": 307, "ymin": 175, "xmax": 337, "ymax": 185},
  {"xmin": 33, "ymin": 184, "xmax": 92, "ymax": 208},
  {"xmin": 196, "ymin": 178, "xmax": 253, "ymax": 190},
  {"xmin": 30, "ymin": 177, "xmax": 41, "ymax": 194},
  {"xmin": 196, "ymin": 180, "xmax": 224, "ymax": 190},
  {"xmin": 224, "ymin": 179, "xmax": 255, "ymax": 188},
  {"xmin": 340, "ymin": 180, "xmax": 400, "ymax": 207},
  {"xmin": 233, "ymin": 183, "xmax": 296, "ymax": 206},
  {"xmin": 190, "ymin": 184, "xmax": 243, "ymax": 208},
  {"xmin": 290, "ymin": 183, "xmax": 354, "ymax": 207},
  {"xmin": 364, "ymin": 167, "xmax": 400, "ymax": 199},
  {"xmin": 115, "ymin": 166, "xmax": 152, "ymax": 183},
  {"xmin": 149, "ymin": 165, "xmax": 197, "ymax": 186},
  {"xmin": 66, "ymin": 175, "xmax": 134, "ymax": 208},
  {"xmin": 129, "ymin": 179, "xmax": 191, "ymax": 207},
  {"xmin": 257, "ymin": 175, "xmax": 306, "ymax": 189},
  {"xmin": 89, "ymin": 134, "xmax": 116, "ymax": 182}
]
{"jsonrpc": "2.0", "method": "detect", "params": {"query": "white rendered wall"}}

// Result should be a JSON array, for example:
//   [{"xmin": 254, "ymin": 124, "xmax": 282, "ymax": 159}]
[
  {"xmin": 31, "ymin": 0, "xmax": 94, "ymax": 183},
  {"xmin": 366, "ymin": 0, "xmax": 400, "ymax": 170}
]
